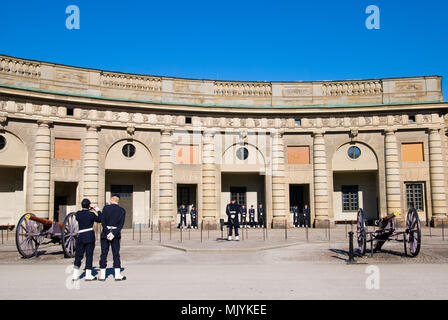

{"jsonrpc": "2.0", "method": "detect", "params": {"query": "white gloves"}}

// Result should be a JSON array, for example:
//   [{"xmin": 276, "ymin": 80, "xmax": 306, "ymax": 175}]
[
  {"xmin": 107, "ymin": 232, "xmax": 115, "ymax": 241},
  {"xmin": 230, "ymin": 215, "xmax": 235, "ymax": 219}
]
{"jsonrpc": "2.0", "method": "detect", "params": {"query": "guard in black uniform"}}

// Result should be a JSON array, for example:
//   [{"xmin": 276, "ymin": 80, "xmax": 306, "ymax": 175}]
[
  {"xmin": 249, "ymin": 205, "xmax": 256, "ymax": 228},
  {"xmin": 178, "ymin": 204, "xmax": 188, "ymax": 229},
  {"xmin": 240, "ymin": 204, "xmax": 247, "ymax": 228},
  {"xmin": 99, "ymin": 194, "xmax": 126, "ymax": 281},
  {"xmin": 190, "ymin": 205, "xmax": 198, "ymax": 229},
  {"xmin": 302, "ymin": 204, "xmax": 310, "ymax": 227},
  {"xmin": 292, "ymin": 205, "xmax": 299, "ymax": 227},
  {"xmin": 72, "ymin": 199, "xmax": 101, "ymax": 281},
  {"xmin": 226, "ymin": 199, "xmax": 240, "ymax": 241},
  {"xmin": 257, "ymin": 203, "xmax": 265, "ymax": 228}
]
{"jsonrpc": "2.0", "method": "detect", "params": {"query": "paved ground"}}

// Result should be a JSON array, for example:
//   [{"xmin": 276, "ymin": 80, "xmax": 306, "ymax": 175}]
[{"xmin": 0, "ymin": 225, "xmax": 447, "ymax": 299}]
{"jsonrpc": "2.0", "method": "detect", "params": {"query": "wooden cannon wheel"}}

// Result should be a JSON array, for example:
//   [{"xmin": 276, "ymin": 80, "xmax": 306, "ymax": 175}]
[
  {"xmin": 61, "ymin": 212, "xmax": 78, "ymax": 258},
  {"xmin": 356, "ymin": 208, "xmax": 367, "ymax": 256},
  {"xmin": 406, "ymin": 208, "xmax": 421, "ymax": 257},
  {"xmin": 15, "ymin": 213, "xmax": 42, "ymax": 258}
]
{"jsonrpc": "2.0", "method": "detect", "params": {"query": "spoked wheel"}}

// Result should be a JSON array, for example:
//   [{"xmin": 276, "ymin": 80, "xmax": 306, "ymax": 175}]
[
  {"xmin": 356, "ymin": 208, "xmax": 366, "ymax": 256},
  {"xmin": 406, "ymin": 208, "xmax": 421, "ymax": 257},
  {"xmin": 62, "ymin": 212, "xmax": 78, "ymax": 258},
  {"xmin": 15, "ymin": 213, "xmax": 42, "ymax": 258}
]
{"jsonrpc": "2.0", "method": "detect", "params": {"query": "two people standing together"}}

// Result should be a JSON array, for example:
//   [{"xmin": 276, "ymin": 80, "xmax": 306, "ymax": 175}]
[{"xmin": 72, "ymin": 193, "xmax": 126, "ymax": 282}]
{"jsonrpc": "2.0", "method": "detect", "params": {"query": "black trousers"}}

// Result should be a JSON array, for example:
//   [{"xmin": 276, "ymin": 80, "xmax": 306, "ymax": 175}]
[
  {"xmin": 100, "ymin": 238, "xmax": 121, "ymax": 269},
  {"xmin": 303, "ymin": 216, "xmax": 310, "ymax": 227},
  {"xmin": 74, "ymin": 240, "xmax": 94, "ymax": 269},
  {"xmin": 179, "ymin": 215, "xmax": 187, "ymax": 227},
  {"xmin": 249, "ymin": 215, "xmax": 255, "ymax": 227},
  {"xmin": 228, "ymin": 218, "xmax": 239, "ymax": 236},
  {"xmin": 258, "ymin": 216, "xmax": 265, "ymax": 228},
  {"xmin": 293, "ymin": 214, "xmax": 299, "ymax": 226},
  {"xmin": 191, "ymin": 217, "xmax": 197, "ymax": 228},
  {"xmin": 240, "ymin": 215, "xmax": 247, "ymax": 226},
  {"xmin": 299, "ymin": 215, "xmax": 305, "ymax": 227}
]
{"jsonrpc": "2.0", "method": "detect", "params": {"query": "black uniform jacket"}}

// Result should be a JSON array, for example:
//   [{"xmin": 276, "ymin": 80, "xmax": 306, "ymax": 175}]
[
  {"xmin": 100, "ymin": 204, "xmax": 126, "ymax": 239},
  {"xmin": 76, "ymin": 209, "xmax": 102, "ymax": 243},
  {"xmin": 190, "ymin": 209, "xmax": 198, "ymax": 219},
  {"xmin": 249, "ymin": 208, "xmax": 255, "ymax": 216},
  {"xmin": 257, "ymin": 206, "xmax": 265, "ymax": 218},
  {"xmin": 226, "ymin": 203, "xmax": 241, "ymax": 221}
]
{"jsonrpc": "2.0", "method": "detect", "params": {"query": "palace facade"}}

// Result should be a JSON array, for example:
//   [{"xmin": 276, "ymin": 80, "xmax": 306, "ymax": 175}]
[{"xmin": 0, "ymin": 55, "xmax": 447, "ymax": 228}]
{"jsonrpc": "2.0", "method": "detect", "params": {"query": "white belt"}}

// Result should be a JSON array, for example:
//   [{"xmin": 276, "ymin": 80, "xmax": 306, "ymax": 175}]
[
  {"xmin": 107, "ymin": 226, "xmax": 117, "ymax": 230},
  {"xmin": 78, "ymin": 228, "xmax": 93, "ymax": 234},
  {"xmin": 230, "ymin": 211, "xmax": 236, "ymax": 214}
]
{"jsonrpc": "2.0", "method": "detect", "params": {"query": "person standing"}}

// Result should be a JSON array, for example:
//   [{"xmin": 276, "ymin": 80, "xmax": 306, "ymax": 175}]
[
  {"xmin": 178, "ymin": 204, "xmax": 188, "ymax": 229},
  {"xmin": 240, "ymin": 204, "xmax": 247, "ymax": 228},
  {"xmin": 292, "ymin": 205, "xmax": 299, "ymax": 227},
  {"xmin": 190, "ymin": 205, "xmax": 198, "ymax": 229},
  {"xmin": 99, "ymin": 194, "xmax": 126, "ymax": 281},
  {"xmin": 257, "ymin": 203, "xmax": 265, "ymax": 228},
  {"xmin": 302, "ymin": 204, "xmax": 310, "ymax": 227},
  {"xmin": 248, "ymin": 205, "xmax": 256, "ymax": 228},
  {"xmin": 72, "ymin": 199, "xmax": 101, "ymax": 281},
  {"xmin": 226, "ymin": 199, "xmax": 240, "ymax": 241}
]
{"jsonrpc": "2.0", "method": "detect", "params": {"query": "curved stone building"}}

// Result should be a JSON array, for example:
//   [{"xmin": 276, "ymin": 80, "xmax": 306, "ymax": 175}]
[{"xmin": 0, "ymin": 54, "xmax": 447, "ymax": 228}]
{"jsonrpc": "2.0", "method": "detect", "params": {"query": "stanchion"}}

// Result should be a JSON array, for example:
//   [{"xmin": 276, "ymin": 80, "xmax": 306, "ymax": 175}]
[
  {"xmin": 159, "ymin": 221, "xmax": 161, "ymax": 243},
  {"xmin": 180, "ymin": 225, "xmax": 183, "ymax": 243},
  {"xmin": 200, "ymin": 221, "xmax": 203, "ymax": 243},
  {"xmin": 132, "ymin": 223, "xmax": 135, "ymax": 241},
  {"xmin": 325, "ymin": 222, "xmax": 328, "ymax": 239},
  {"xmin": 347, "ymin": 231, "xmax": 356, "ymax": 264},
  {"xmin": 151, "ymin": 223, "xmax": 153, "ymax": 241},
  {"xmin": 7, "ymin": 225, "xmax": 9, "ymax": 242},
  {"xmin": 328, "ymin": 220, "xmax": 331, "ymax": 242},
  {"xmin": 265, "ymin": 224, "xmax": 268, "ymax": 240},
  {"xmin": 1, "ymin": 229, "xmax": 3, "ymax": 245},
  {"xmin": 345, "ymin": 220, "xmax": 347, "ymax": 239},
  {"xmin": 189, "ymin": 226, "xmax": 191, "ymax": 240},
  {"xmin": 429, "ymin": 222, "xmax": 432, "ymax": 237},
  {"xmin": 207, "ymin": 221, "xmax": 210, "ymax": 240},
  {"xmin": 305, "ymin": 224, "xmax": 309, "ymax": 242},
  {"xmin": 442, "ymin": 220, "xmax": 445, "ymax": 241},
  {"xmin": 246, "ymin": 225, "xmax": 248, "ymax": 239},
  {"xmin": 263, "ymin": 225, "xmax": 266, "ymax": 241},
  {"xmin": 284, "ymin": 219, "xmax": 288, "ymax": 241},
  {"xmin": 169, "ymin": 222, "xmax": 172, "ymax": 240}
]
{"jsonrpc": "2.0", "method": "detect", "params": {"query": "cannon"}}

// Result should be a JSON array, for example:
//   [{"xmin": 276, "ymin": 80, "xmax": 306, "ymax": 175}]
[
  {"xmin": 356, "ymin": 207, "xmax": 421, "ymax": 257},
  {"xmin": 15, "ymin": 212, "xmax": 79, "ymax": 258}
]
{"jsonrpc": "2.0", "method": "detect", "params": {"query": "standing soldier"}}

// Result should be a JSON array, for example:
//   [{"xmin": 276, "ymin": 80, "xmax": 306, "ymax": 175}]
[
  {"xmin": 302, "ymin": 204, "xmax": 310, "ymax": 227},
  {"xmin": 226, "ymin": 199, "xmax": 240, "ymax": 241},
  {"xmin": 99, "ymin": 194, "xmax": 126, "ymax": 281},
  {"xmin": 190, "ymin": 205, "xmax": 198, "ymax": 229},
  {"xmin": 72, "ymin": 199, "xmax": 101, "ymax": 281},
  {"xmin": 178, "ymin": 204, "xmax": 188, "ymax": 229},
  {"xmin": 292, "ymin": 205, "xmax": 299, "ymax": 227},
  {"xmin": 257, "ymin": 203, "xmax": 265, "ymax": 228},
  {"xmin": 249, "ymin": 205, "xmax": 256, "ymax": 228},
  {"xmin": 240, "ymin": 204, "xmax": 247, "ymax": 228}
]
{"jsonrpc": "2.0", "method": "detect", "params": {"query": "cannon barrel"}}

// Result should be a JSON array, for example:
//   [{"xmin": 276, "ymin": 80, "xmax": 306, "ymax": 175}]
[{"xmin": 27, "ymin": 214, "xmax": 63, "ymax": 229}]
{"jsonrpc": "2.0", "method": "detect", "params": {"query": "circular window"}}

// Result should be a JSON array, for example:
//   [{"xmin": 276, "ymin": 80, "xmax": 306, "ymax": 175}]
[
  {"xmin": 236, "ymin": 147, "xmax": 249, "ymax": 160},
  {"xmin": 347, "ymin": 146, "xmax": 361, "ymax": 159},
  {"xmin": 0, "ymin": 135, "xmax": 5, "ymax": 151},
  {"xmin": 122, "ymin": 144, "xmax": 136, "ymax": 158}
]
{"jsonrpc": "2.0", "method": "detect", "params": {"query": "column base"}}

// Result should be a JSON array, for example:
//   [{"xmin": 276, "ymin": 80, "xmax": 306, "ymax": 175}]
[
  {"xmin": 313, "ymin": 218, "xmax": 333, "ymax": 228},
  {"xmin": 271, "ymin": 217, "xmax": 288, "ymax": 229},
  {"xmin": 201, "ymin": 218, "xmax": 218, "ymax": 230},
  {"xmin": 431, "ymin": 216, "xmax": 447, "ymax": 228}
]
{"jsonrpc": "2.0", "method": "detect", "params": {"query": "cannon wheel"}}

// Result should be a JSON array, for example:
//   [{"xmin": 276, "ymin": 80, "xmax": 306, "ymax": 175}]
[
  {"xmin": 356, "ymin": 208, "xmax": 366, "ymax": 256},
  {"xmin": 15, "ymin": 213, "xmax": 42, "ymax": 258},
  {"xmin": 62, "ymin": 212, "xmax": 78, "ymax": 258},
  {"xmin": 406, "ymin": 208, "xmax": 421, "ymax": 257}
]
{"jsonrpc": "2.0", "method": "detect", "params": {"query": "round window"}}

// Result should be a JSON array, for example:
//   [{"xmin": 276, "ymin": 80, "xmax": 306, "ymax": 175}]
[
  {"xmin": 236, "ymin": 147, "xmax": 249, "ymax": 160},
  {"xmin": 347, "ymin": 146, "xmax": 361, "ymax": 160},
  {"xmin": 122, "ymin": 144, "xmax": 136, "ymax": 158},
  {"xmin": 0, "ymin": 135, "xmax": 5, "ymax": 151}
]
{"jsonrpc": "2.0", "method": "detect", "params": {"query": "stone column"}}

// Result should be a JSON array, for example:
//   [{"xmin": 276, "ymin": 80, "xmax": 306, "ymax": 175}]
[
  {"xmin": 428, "ymin": 128, "xmax": 447, "ymax": 226},
  {"xmin": 271, "ymin": 130, "xmax": 287, "ymax": 228},
  {"xmin": 384, "ymin": 129, "xmax": 402, "ymax": 216},
  {"xmin": 202, "ymin": 129, "xmax": 217, "ymax": 229},
  {"xmin": 83, "ymin": 125, "xmax": 100, "ymax": 207},
  {"xmin": 32, "ymin": 120, "xmax": 52, "ymax": 218},
  {"xmin": 313, "ymin": 130, "xmax": 330, "ymax": 227},
  {"xmin": 158, "ymin": 129, "xmax": 174, "ymax": 229}
]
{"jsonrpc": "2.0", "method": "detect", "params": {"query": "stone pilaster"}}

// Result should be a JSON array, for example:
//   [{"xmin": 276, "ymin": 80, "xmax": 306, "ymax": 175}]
[
  {"xmin": 32, "ymin": 120, "xmax": 52, "ymax": 218},
  {"xmin": 384, "ymin": 129, "xmax": 402, "ymax": 216},
  {"xmin": 313, "ymin": 130, "xmax": 330, "ymax": 227},
  {"xmin": 428, "ymin": 128, "xmax": 447, "ymax": 226},
  {"xmin": 202, "ymin": 129, "xmax": 217, "ymax": 229},
  {"xmin": 83, "ymin": 125, "xmax": 100, "ymax": 207},
  {"xmin": 158, "ymin": 129, "xmax": 174, "ymax": 228},
  {"xmin": 271, "ymin": 129, "xmax": 287, "ymax": 228}
]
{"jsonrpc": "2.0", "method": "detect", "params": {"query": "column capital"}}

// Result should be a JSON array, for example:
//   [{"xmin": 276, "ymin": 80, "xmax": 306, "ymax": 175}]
[
  {"xmin": 161, "ymin": 128, "xmax": 174, "ymax": 136},
  {"xmin": 384, "ymin": 128, "xmax": 397, "ymax": 135},
  {"xmin": 312, "ymin": 130, "xmax": 325, "ymax": 137},
  {"xmin": 86, "ymin": 123, "xmax": 101, "ymax": 131},
  {"xmin": 271, "ymin": 129, "xmax": 284, "ymax": 138},
  {"xmin": 37, "ymin": 120, "xmax": 53, "ymax": 127},
  {"xmin": 203, "ymin": 129, "xmax": 217, "ymax": 138},
  {"xmin": 427, "ymin": 127, "xmax": 441, "ymax": 135}
]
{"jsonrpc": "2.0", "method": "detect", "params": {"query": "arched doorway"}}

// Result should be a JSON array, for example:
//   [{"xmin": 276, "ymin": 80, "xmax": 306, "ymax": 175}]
[
  {"xmin": 105, "ymin": 139, "xmax": 153, "ymax": 228},
  {"xmin": 332, "ymin": 142, "xmax": 379, "ymax": 223},
  {"xmin": 0, "ymin": 131, "xmax": 27, "ymax": 225}
]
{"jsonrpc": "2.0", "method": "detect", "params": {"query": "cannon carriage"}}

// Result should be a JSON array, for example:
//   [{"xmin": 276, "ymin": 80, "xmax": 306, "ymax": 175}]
[
  {"xmin": 356, "ymin": 207, "xmax": 421, "ymax": 257},
  {"xmin": 15, "ymin": 212, "xmax": 79, "ymax": 258}
]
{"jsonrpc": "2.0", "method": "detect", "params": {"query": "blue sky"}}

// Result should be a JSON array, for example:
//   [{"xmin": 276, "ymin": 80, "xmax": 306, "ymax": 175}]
[{"xmin": 0, "ymin": 0, "xmax": 447, "ymax": 99}]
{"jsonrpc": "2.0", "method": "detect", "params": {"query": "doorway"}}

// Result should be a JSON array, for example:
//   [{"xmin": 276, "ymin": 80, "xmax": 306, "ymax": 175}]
[{"xmin": 54, "ymin": 182, "xmax": 77, "ymax": 222}]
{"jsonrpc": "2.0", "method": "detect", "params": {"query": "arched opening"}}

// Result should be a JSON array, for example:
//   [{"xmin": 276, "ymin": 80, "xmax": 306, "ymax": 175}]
[
  {"xmin": 332, "ymin": 142, "xmax": 379, "ymax": 223},
  {"xmin": 105, "ymin": 139, "xmax": 153, "ymax": 228},
  {"xmin": 0, "ymin": 131, "xmax": 27, "ymax": 225}
]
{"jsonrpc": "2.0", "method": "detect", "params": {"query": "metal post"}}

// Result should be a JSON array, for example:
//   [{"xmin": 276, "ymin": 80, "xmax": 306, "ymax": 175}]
[
  {"xmin": 169, "ymin": 222, "xmax": 172, "ymax": 240},
  {"xmin": 370, "ymin": 234, "xmax": 374, "ymax": 257},
  {"xmin": 189, "ymin": 226, "xmax": 191, "ymax": 240},
  {"xmin": 403, "ymin": 232, "xmax": 407, "ymax": 257},
  {"xmin": 207, "ymin": 221, "xmax": 210, "ymax": 240},
  {"xmin": 132, "ymin": 223, "xmax": 135, "ymax": 241},
  {"xmin": 246, "ymin": 225, "xmax": 248, "ymax": 239},
  {"xmin": 345, "ymin": 220, "xmax": 347, "ymax": 239},
  {"xmin": 347, "ymin": 231, "xmax": 355, "ymax": 264},
  {"xmin": 139, "ymin": 224, "xmax": 142, "ymax": 243},
  {"xmin": 180, "ymin": 225, "xmax": 182, "ymax": 243},
  {"xmin": 263, "ymin": 225, "xmax": 266, "ymax": 241},
  {"xmin": 159, "ymin": 221, "xmax": 161, "ymax": 243},
  {"xmin": 151, "ymin": 223, "xmax": 153, "ymax": 241},
  {"xmin": 306, "ymin": 224, "xmax": 309, "ymax": 242},
  {"xmin": 6, "ymin": 225, "xmax": 9, "ymax": 242},
  {"xmin": 1, "ymin": 229, "xmax": 3, "ymax": 245},
  {"xmin": 442, "ymin": 220, "xmax": 445, "ymax": 241},
  {"xmin": 284, "ymin": 219, "xmax": 287, "ymax": 241},
  {"xmin": 350, "ymin": 221, "xmax": 353, "ymax": 233},
  {"xmin": 325, "ymin": 222, "xmax": 327, "ymax": 239},
  {"xmin": 265, "ymin": 224, "xmax": 268, "ymax": 240},
  {"xmin": 328, "ymin": 220, "xmax": 331, "ymax": 242},
  {"xmin": 200, "ymin": 221, "xmax": 203, "ymax": 243},
  {"xmin": 429, "ymin": 222, "xmax": 432, "ymax": 237}
]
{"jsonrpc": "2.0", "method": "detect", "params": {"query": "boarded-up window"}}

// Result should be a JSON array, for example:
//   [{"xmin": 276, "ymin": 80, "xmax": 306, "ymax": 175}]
[
  {"xmin": 54, "ymin": 139, "xmax": 81, "ymax": 160},
  {"xmin": 287, "ymin": 146, "xmax": 310, "ymax": 164},
  {"xmin": 401, "ymin": 143, "xmax": 424, "ymax": 162},
  {"xmin": 176, "ymin": 145, "xmax": 199, "ymax": 164}
]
